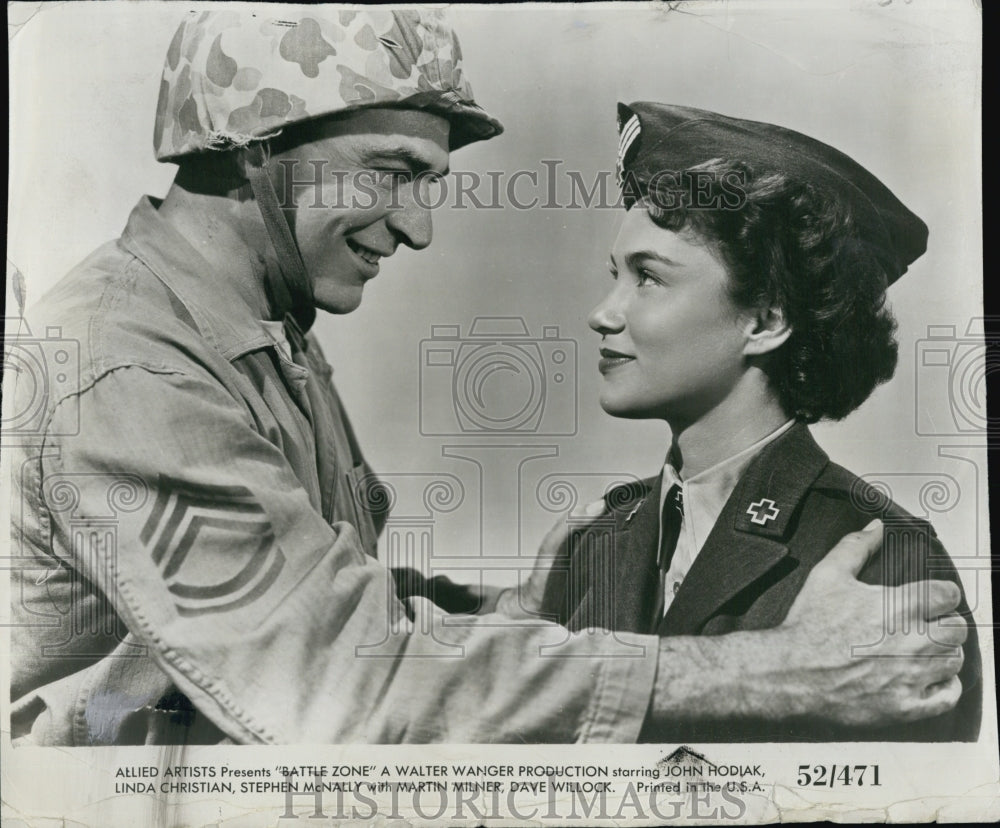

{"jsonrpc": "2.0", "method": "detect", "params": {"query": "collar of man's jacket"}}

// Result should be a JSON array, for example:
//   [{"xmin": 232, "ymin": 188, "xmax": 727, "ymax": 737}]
[{"xmin": 120, "ymin": 196, "xmax": 281, "ymax": 363}]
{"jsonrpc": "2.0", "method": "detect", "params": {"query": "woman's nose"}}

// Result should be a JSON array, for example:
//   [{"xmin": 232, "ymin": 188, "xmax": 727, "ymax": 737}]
[{"xmin": 588, "ymin": 289, "xmax": 626, "ymax": 335}]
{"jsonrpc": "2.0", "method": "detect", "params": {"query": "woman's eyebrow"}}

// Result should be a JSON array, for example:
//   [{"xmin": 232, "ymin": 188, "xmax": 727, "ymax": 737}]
[{"xmin": 624, "ymin": 249, "xmax": 683, "ymax": 270}]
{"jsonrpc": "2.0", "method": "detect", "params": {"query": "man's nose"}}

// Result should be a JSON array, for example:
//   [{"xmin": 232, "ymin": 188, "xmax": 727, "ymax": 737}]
[
  {"xmin": 588, "ymin": 288, "xmax": 626, "ymax": 334},
  {"xmin": 386, "ymin": 185, "xmax": 433, "ymax": 250}
]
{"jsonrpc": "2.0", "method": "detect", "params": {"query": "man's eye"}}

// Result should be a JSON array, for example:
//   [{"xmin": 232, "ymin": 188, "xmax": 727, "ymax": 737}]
[{"xmin": 374, "ymin": 169, "xmax": 414, "ymax": 186}]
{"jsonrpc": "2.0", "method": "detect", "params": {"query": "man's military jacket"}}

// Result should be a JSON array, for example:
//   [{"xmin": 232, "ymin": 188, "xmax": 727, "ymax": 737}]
[{"xmin": 7, "ymin": 197, "xmax": 658, "ymax": 745}]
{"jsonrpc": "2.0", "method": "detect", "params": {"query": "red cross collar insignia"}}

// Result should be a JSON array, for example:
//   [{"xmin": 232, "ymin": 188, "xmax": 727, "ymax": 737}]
[{"xmin": 746, "ymin": 498, "xmax": 780, "ymax": 526}]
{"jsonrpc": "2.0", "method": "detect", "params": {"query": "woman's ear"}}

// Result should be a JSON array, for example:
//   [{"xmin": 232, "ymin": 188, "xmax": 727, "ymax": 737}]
[{"xmin": 743, "ymin": 305, "xmax": 792, "ymax": 356}]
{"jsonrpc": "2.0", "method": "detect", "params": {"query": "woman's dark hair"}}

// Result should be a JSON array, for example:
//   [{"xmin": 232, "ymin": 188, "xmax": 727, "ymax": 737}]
[{"xmin": 638, "ymin": 159, "xmax": 899, "ymax": 423}]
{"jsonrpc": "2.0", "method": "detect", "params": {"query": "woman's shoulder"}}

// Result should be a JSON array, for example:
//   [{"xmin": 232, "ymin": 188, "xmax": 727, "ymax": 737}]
[
  {"xmin": 810, "ymin": 459, "xmax": 938, "ymax": 536},
  {"xmin": 798, "ymin": 458, "xmax": 963, "ymax": 595}
]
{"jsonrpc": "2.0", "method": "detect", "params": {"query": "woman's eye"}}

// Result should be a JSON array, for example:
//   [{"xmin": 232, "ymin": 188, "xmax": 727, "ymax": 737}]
[{"xmin": 636, "ymin": 269, "xmax": 658, "ymax": 286}]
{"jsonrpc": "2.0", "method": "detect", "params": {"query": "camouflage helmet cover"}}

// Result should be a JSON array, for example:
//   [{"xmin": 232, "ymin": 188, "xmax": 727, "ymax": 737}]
[{"xmin": 154, "ymin": 7, "xmax": 503, "ymax": 161}]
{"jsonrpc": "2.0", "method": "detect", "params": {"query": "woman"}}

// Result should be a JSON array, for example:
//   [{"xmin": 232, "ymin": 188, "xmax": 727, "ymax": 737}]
[{"xmin": 538, "ymin": 102, "xmax": 981, "ymax": 742}]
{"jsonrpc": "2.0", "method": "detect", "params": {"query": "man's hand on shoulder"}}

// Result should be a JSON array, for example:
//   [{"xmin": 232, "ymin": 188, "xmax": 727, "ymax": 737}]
[
  {"xmin": 649, "ymin": 520, "xmax": 967, "ymax": 727},
  {"xmin": 770, "ymin": 518, "xmax": 966, "ymax": 725}
]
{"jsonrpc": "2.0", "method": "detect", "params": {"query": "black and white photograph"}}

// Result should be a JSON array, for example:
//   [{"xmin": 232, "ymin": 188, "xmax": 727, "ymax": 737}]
[{"xmin": 3, "ymin": 1, "xmax": 994, "ymax": 825}]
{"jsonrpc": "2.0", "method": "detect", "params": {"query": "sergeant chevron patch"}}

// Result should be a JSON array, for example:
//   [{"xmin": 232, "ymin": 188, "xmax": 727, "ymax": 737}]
[
  {"xmin": 617, "ymin": 113, "xmax": 641, "ymax": 185},
  {"xmin": 139, "ymin": 475, "xmax": 285, "ymax": 616}
]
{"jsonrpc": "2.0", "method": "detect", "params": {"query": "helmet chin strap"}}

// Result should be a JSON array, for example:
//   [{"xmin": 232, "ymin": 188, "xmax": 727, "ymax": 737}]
[{"xmin": 243, "ymin": 142, "xmax": 317, "ymax": 332}]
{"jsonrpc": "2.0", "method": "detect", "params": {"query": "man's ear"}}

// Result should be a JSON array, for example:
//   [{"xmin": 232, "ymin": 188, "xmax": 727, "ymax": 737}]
[{"xmin": 743, "ymin": 305, "xmax": 792, "ymax": 356}]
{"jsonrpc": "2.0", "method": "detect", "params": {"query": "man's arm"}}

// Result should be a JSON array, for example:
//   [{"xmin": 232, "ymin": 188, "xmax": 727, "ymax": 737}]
[
  {"xmin": 36, "ymin": 369, "xmax": 965, "ymax": 742},
  {"xmin": 500, "ymin": 517, "xmax": 968, "ymax": 730},
  {"xmin": 34, "ymin": 365, "xmax": 658, "ymax": 744}
]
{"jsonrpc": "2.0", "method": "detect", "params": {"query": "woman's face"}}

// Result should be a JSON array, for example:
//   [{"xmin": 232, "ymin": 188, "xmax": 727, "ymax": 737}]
[{"xmin": 588, "ymin": 207, "xmax": 756, "ymax": 426}]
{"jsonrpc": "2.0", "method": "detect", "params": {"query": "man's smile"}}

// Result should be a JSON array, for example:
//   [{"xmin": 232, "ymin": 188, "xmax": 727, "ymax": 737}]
[{"xmin": 346, "ymin": 239, "xmax": 385, "ymax": 276}]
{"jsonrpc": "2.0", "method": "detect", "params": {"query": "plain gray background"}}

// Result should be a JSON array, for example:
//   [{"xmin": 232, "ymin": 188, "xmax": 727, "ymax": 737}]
[{"xmin": 8, "ymin": 2, "xmax": 986, "ymax": 604}]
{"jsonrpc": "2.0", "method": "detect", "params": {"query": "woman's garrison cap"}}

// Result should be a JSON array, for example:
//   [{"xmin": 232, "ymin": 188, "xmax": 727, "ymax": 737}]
[{"xmin": 616, "ymin": 101, "xmax": 928, "ymax": 283}]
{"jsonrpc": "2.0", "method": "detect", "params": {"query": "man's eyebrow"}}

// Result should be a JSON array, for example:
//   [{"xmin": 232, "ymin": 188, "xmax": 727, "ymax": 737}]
[{"xmin": 360, "ymin": 145, "xmax": 450, "ymax": 176}]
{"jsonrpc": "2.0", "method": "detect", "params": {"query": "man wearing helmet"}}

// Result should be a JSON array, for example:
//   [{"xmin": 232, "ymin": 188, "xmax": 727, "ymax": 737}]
[{"xmin": 8, "ymin": 9, "xmax": 967, "ymax": 745}]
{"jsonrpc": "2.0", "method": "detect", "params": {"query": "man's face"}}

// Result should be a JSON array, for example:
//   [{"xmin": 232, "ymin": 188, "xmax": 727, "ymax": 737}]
[
  {"xmin": 588, "ymin": 207, "xmax": 754, "ymax": 427},
  {"xmin": 274, "ymin": 108, "xmax": 450, "ymax": 314}
]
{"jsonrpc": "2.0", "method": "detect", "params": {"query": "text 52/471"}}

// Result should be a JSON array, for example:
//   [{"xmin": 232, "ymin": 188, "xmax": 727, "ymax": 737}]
[{"xmin": 797, "ymin": 765, "xmax": 881, "ymax": 786}]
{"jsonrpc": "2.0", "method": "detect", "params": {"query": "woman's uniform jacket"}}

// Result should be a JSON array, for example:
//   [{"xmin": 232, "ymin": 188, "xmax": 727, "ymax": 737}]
[{"xmin": 537, "ymin": 424, "xmax": 982, "ymax": 743}]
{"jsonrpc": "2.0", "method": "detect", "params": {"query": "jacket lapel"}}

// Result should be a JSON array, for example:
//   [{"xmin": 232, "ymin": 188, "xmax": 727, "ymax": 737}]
[
  {"xmin": 611, "ymin": 474, "xmax": 663, "ymax": 633},
  {"xmin": 567, "ymin": 476, "xmax": 661, "ymax": 634},
  {"xmin": 659, "ymin": 424, "xmax": 830, "ymax": 635}
]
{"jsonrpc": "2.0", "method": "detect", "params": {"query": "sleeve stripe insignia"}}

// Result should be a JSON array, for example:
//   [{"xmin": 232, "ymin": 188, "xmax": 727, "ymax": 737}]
[{"xmin": 140, "ymin": 475, "xmax": 285, "ymax": 617}]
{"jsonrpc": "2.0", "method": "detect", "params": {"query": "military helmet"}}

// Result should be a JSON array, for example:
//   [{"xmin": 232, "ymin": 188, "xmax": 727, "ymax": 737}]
[{"xmin": 154, "ymin": 7, "xmax": 502, "ymax": 161}]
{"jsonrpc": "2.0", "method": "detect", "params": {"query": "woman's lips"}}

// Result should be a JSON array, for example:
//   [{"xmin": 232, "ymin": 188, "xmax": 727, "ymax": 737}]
[{"xmin": 598, "ymin": 349, "xmax": 635, "ymax": 374}]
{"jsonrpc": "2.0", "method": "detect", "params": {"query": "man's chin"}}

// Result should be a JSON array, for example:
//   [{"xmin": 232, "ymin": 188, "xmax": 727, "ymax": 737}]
[{"xmin": 313, "ymin": 288, "xmax": 364, "ymax": 315}]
